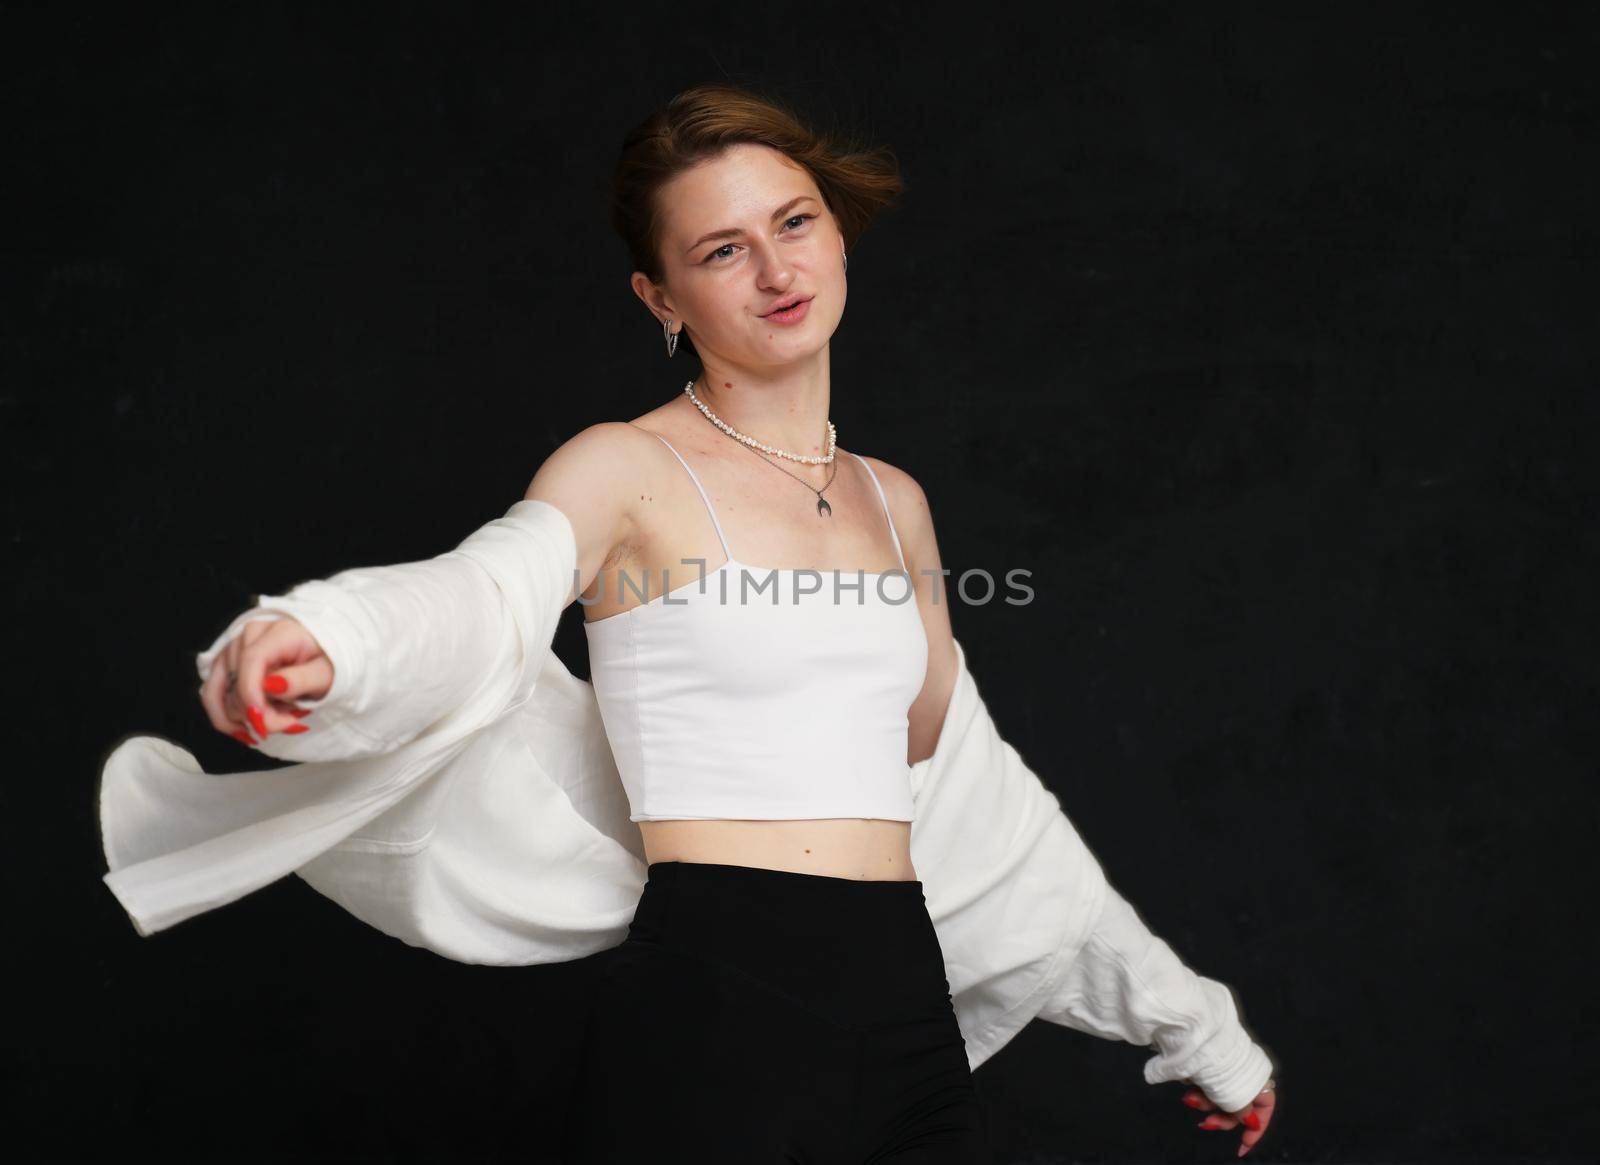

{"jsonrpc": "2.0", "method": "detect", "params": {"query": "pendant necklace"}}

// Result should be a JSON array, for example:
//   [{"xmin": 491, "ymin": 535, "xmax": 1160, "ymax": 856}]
[{"xmin": 683, "ymin": 379, "xmax": 839, "ymax": 517}]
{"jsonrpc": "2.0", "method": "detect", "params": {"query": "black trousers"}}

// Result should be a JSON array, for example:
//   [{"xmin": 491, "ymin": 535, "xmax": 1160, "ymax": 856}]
[{"xmin": 568, "ymin": 860, "xmax": 994, "ymax": 1164}]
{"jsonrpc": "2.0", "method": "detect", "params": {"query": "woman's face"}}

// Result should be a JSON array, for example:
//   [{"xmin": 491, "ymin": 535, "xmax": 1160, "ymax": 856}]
[{"xmin": 637, "ymin": 142, "xmax": 846, "ymax": 372}]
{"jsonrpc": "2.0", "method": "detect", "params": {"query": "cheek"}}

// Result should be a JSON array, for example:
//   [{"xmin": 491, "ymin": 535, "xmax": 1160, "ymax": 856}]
[
  {"xmin": 685, "ymin": 287, "xmax": 738, "ymax": 333},
  {"xmin": 824, "ymin": 267, "xmax": 848, "ymax": 313}
]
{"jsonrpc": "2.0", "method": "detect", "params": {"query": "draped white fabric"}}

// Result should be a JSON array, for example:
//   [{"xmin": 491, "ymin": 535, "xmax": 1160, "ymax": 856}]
[{"xmin": 98, "ymin": 499, "xmax": 1275, "ymax": 1112}]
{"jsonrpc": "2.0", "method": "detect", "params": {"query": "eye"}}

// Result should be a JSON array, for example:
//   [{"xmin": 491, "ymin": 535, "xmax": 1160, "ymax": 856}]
[{"xmin": 703, "ymin": 215, "xmax": 817, "ymax": 263}]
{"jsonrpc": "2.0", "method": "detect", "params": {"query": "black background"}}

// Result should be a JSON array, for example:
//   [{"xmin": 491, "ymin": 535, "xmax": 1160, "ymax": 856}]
[{"xmin": 5, "ymin": 4, "xmax": 1596, "ymax": 1163}]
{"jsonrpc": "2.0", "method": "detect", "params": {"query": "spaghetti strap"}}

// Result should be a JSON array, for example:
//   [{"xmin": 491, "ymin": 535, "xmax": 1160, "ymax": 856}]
[
  {"xmin": 849, "ymin": 452, "xmax": 906, "ymax": 572},
  {"xmin": 648, "ymin": 432, "xmax": 734, "ymax": 561}
]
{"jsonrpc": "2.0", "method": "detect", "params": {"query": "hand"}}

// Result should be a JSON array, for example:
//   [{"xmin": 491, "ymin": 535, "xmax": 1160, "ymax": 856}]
[
  {"xmin": 1182, "ymin": 1077, "xmax": 1276, "ymax": 1158},
  {"xmin": 200, "ymin": 616, "xmax": 335, "ymax": 745}
]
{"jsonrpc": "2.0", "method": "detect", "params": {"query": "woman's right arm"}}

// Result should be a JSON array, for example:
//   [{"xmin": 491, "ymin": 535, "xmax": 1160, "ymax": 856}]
[
  {"xmin": 522, "ymin": 420, "xmax": 643, "ymax": 609},
  {"xmin": 198, "ymin": 422, "xmax": 640, "ymax": 762}
]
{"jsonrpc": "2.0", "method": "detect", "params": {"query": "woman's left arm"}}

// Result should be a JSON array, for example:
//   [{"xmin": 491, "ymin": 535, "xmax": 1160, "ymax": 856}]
[
  {"xmin": 1037, "ymin": 884, "xmax": 1279, "ymax": 1151},
  {"xmin": 870, "ymin": 456, "xmax": 1278, "ymax": 1154}
]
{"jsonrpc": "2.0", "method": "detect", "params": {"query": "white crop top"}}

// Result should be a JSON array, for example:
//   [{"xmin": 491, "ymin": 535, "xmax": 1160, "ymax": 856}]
[{"xmin": 582, "ymin": 433, "xmax": 930, "ymax": 823}]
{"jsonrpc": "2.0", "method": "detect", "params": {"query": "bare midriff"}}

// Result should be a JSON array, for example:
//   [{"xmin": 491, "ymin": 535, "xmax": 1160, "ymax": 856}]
[{"xmin": 638, "ymin": 818, "xmax": 918, "ymax": 882}]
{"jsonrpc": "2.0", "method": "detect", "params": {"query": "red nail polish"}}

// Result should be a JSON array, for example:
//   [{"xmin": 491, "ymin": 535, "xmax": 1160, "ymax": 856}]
[
  {"xmin": 284, "ymin": 724, "xmax": 309, "ymax": 734},
  {"xmin": 1242, "ymin": 1111, "xmax": 1262, "ymax": 1130},
  {"xmin": 231, "ymin": 729, "xmax": 255, "ymax": 745},
  {"xmin": 263, "ymin": 673, "xmax": 289, "ymax": 695},
  {"xmin": 247, "ymin": 705, "xmax": 268, "ymax": 736},
  {"xmin": 1182, "ymin": 1094, "xmax": 1206, "ymax": 1109}
]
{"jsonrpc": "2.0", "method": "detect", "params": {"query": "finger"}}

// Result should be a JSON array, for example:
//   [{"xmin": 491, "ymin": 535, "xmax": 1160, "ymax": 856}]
[
  {"xmin": 201, "ymin": 650, "xmax": 255, "ymax": 744},
  {"xmin": 262, "ymin": 657, "xmax": 335, "ymax": 707},
  {"xmin": 1238, "ymin": 1118, "xmax": 1268, "ymax": 1156},
  {"xmin": 1197, "ymin": 1112, "xmax": 1239, "ymax": 1132},
  {"xmin": 237, "ymin": 617, "xmax": 291, "ymax": 723},
  {"xmin": 1234, "ymin": 1093, "xmax": 1275, "ymax": 1155},
  {"xmin": 222, "ymin": 632, "xmax": 246, "ymax": 725},
  {"xmin": 221, "ymin": 634, "xmax": 259, "ymax": 741},
  {"xmin": 235, "ymin": 621, "xmax": 306, "ymax": 739},
  {"xmin": 224, "ymin": 633, "xmax": 260, "ymax": 742},
  {"xmin": 1246, "ymin": 1090, "xmax": 1275, "ymax": 1132},
  {"xmin": 1181, "ymin": 1086, "xmax": 1216, "ymax": 1111},
  {"xmin": 1239, "ymin": 1089, "xmax": 1275, "ymax": 1122},
  {"xmin": 259, "ymin": 661, "xmax": 326, "ymax": 727},
  {"xmin": 254, "ymin": 624, "xmax": 331, "ymax": 728},
  {"xmin": 256, "ymin": 621, "xmax": 328, "ymax": 730}
]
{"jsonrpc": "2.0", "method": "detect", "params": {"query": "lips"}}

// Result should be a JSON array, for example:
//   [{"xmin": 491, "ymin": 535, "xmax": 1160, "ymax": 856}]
[{"xmin": 762, "ymin": 294, "xmax": 812, "ymax": 317}]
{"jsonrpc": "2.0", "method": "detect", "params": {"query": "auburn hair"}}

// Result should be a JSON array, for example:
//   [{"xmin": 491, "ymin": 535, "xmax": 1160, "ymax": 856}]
[{"xmin": 609, "ymin": 82, "xmax": 907, "ymax": 297}]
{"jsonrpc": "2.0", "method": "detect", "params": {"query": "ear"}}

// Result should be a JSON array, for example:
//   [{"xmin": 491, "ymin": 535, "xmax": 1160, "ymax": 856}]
[{"xmin": 630, "ymin": 271, "xmax": 673, "ymax": 322}]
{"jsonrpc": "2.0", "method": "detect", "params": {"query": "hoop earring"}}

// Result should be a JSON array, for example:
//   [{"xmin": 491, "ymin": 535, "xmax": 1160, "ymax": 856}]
[
  {"xmin": 842, "ymin": 249, "xmax": 849, "ymax": 274},
  {"xmin": 663, "ymin": 318, "xmax": 679, "ymax": 359}
]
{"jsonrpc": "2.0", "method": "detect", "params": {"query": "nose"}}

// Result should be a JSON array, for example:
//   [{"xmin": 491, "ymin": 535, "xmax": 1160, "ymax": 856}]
[{"xmin": 748, "ymin": 238, "xmax": 794, "ymax": 290}]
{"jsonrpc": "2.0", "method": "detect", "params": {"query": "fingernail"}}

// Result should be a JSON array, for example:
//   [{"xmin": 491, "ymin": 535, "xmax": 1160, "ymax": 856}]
[
  {"xmin": 263, "ymin": 673, "xmax": 289, "ymax": 695},
  {"xmin": 247, "ymin": 705, "xmax": 268, "ymax": 737},
  {"xmin": 231, "ymin": 729, "xmax": 255, "ymax": 745},
  {"xmin": 1198, "ymin": 1117, "xmax": 1221, "ymax": 1130},
  {"xmin": 1238, "ymin": 1145, "xmax": 1250, "ymax": 1158},
  {"xmin": 1182, "ymin": 1094, "xmax": 1207, "ymax": 1109},
  {"xmin": 1242, "ymin": 1111, "xmax": 1262, "ymax": 1130},
  {"xmin": 288, "ymin": 707, "xmax": 312, "ymax": 718},
  {"xmin": 284, "ymin": 724, "xmax": 309, "ymax": 734}
]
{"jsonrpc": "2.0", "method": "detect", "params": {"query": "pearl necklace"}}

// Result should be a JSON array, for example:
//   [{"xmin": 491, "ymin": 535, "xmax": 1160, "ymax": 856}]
[{"xmin": 682, "ymin": 379, "xmax": 837, "ymax": 465}]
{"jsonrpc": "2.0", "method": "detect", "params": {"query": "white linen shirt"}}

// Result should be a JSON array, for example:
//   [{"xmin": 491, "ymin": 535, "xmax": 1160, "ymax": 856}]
[{"xmin": 97, "ymin": 498, "xmax": 1277, "ymax": 1114}]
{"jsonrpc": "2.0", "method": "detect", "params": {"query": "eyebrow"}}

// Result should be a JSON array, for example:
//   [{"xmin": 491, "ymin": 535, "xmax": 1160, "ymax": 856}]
[{"xmin": 685, "ymin": 195, "xmax": 818, "ymax": 256}]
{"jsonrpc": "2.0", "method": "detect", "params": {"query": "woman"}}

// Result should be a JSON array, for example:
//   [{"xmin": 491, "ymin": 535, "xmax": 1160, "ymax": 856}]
[{"xmin": 118, "ymin": 84, "xmax": 1277, "ymax": 1163}]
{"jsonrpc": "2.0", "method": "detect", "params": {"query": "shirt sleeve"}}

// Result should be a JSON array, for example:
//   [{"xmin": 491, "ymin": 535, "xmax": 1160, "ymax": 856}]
[
  {"xmin": 101, "ymin": 499, "xmax": 586, "ymax": 942},
  {"xmin": 1032, "ymin": 881, "xmax": 1278, "ymax": 1114},
  {"xmin": 193, "ymin": 547, "xmax": 527, "ymax": 766}
]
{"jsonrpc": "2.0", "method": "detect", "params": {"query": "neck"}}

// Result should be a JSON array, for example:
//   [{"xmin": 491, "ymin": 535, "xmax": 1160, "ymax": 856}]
[{"xmin": 689, "ymin": 360, "xmax": 832, "ymax": 458}]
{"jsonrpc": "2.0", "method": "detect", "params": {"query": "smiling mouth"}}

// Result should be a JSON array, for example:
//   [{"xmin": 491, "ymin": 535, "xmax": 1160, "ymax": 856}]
[{"xmin": 763, "ymin": 297, "xmax": 811, "ymax": 316}]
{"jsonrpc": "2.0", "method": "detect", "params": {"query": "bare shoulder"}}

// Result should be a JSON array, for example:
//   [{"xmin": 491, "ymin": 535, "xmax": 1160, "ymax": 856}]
[
  {"xmin": 522, "ymin": 421, "xmax": 662, "ymax": 573},
  {"xmin": 851, "ymin": 452, "xmax": 935, "ymax": 547},
  {"xmin": 522, "ymin": 421, "xmax": 656, "ymax": 503}
]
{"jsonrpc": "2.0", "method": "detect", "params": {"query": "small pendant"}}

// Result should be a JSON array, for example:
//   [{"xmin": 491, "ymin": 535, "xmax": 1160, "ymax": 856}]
[{"xmin": 816, "ymin": 495, "xmax": 832, "ymax": 517}]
